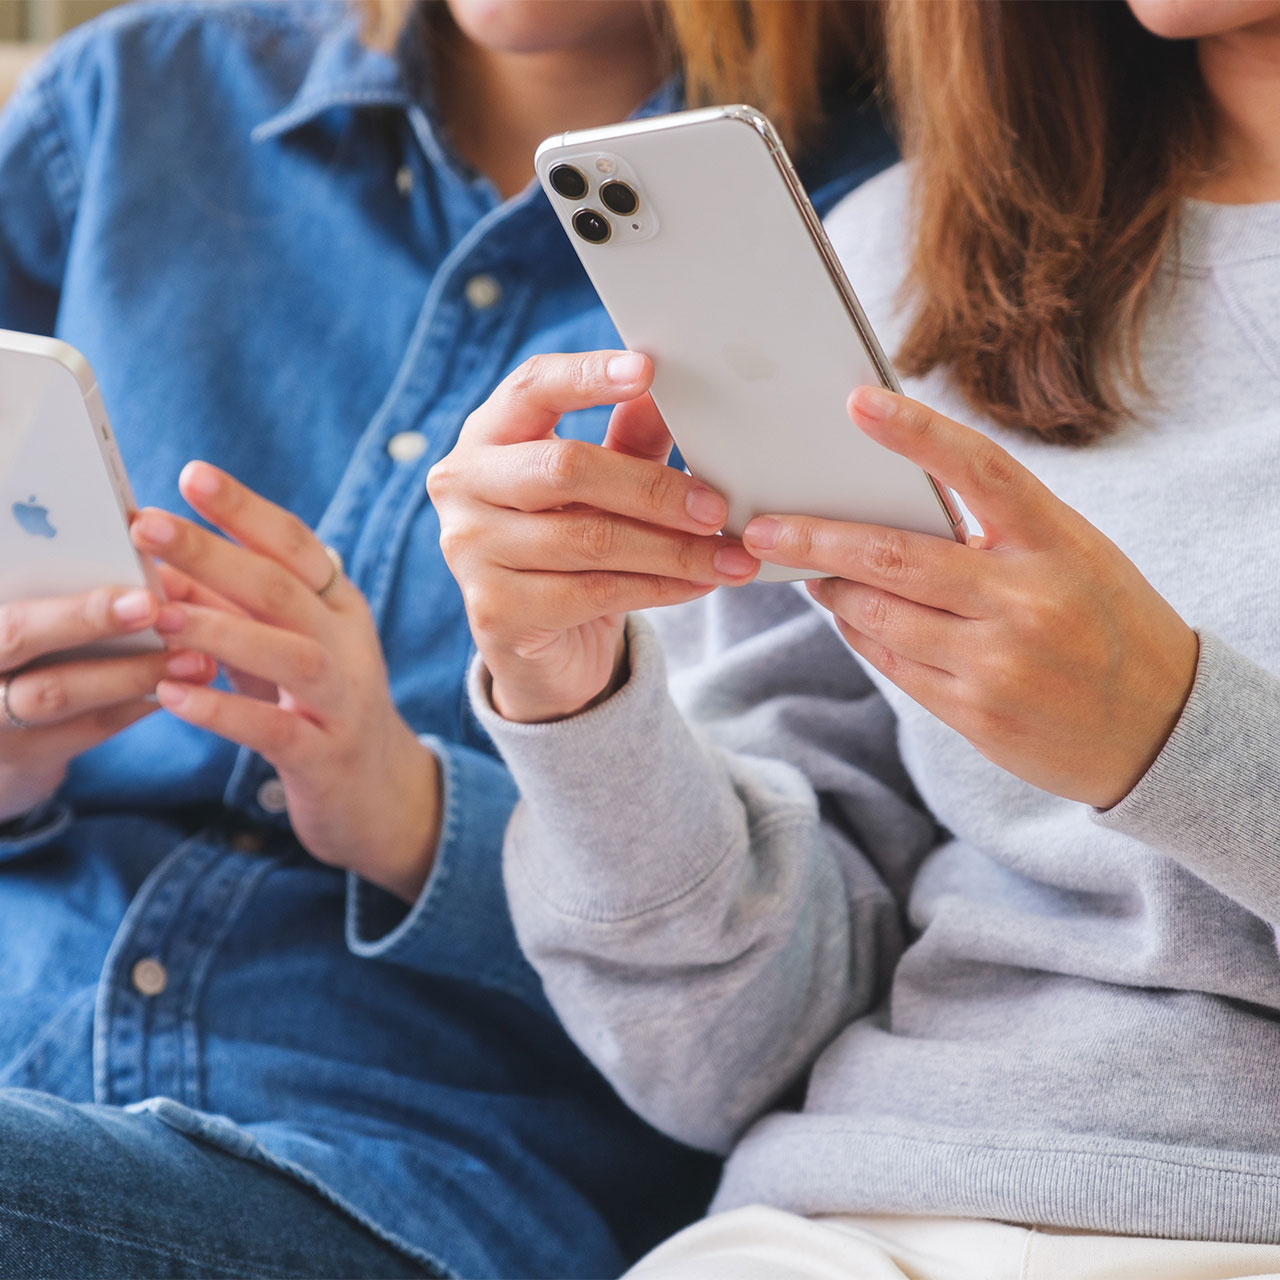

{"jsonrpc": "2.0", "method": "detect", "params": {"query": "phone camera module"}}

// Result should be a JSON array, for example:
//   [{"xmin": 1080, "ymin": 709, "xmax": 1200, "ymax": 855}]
[
  {"xmin": 572, "ymin": 208, "xmax": 612, "ymax": 244},
  {"xmin": 549, "ymin": 164, "xmax": 589, "ymax": 199},
  {"xmin": 599, "ymin": 181, "xmax": 639, "ymax": 217}
]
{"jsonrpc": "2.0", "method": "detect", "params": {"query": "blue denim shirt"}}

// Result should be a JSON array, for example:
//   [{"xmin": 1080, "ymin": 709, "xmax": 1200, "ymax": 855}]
[{"xmin": 0, "ymin": 3, "xmax": 896, "ymax": 1276}]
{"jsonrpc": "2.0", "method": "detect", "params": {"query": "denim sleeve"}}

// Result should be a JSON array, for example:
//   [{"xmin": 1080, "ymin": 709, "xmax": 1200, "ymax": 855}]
[
  {"xmin": 0, "ymin": 797, "xmax": 73, "ymax": 860},
  {"xmin": 344, "ymin": 735, "xmax": 551, "ymax": 1012},
  {"xmin": 0, "ymin": 64, "xmax": 73, "ymax": 335}
]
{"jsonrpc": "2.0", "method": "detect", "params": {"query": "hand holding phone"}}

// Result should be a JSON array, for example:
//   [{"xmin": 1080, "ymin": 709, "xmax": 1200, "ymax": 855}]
[
  {"xmin": 0, "ymin": 584, "xmax": 214, "ymax": 823},
  {"xmin": 430, "ymin": 349, "xmax": 756, "ymax": 725},
  {"xmin": 0, "ymin": 331, "xmax": 212, "ymax": 822}
]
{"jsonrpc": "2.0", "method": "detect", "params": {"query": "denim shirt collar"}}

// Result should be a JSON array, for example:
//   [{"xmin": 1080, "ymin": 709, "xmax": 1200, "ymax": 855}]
[
  {"xmin": 251, "ymin": 13, "xmax": 684, "ymax": 165},
  {"xmin": 251, "ymin": 17, "xmax": 411, "ymax": 143}
]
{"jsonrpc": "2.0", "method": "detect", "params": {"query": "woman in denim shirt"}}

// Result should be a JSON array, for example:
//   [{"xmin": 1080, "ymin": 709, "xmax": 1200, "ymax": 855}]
[{"xmin": 0, "ymin": 1, "xmax": 892, "ymax": 1276}]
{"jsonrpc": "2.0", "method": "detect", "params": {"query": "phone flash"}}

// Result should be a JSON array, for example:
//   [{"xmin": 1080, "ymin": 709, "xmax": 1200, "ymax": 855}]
[{"xmin": 594, "ymin": 157, "xmax": 616, "ymax": 176}]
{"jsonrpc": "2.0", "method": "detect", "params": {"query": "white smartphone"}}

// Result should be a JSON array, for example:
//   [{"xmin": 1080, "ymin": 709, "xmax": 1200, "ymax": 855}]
[
  {"xmin": 0, "ymin": 329, "xmax": 162, "ymax": 656},
  {"xmin": 536, "ymin": 105, "xmax": 967, "ymax": 582}
]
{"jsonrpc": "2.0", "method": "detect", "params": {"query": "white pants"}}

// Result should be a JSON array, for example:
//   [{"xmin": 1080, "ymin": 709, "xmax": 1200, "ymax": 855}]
[{"xmin": 625, "ymin": 1207, "xmax": 1280, "ymax": 1280}]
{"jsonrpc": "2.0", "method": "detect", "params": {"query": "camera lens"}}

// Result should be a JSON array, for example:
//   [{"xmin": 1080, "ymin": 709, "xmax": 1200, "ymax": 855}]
[
  {"xmin": 549, "ymin": 164, "xmax": 588, "ymax": 199},
  {"xmin": 572, "ymin": 208, "xmax": 611, "ymax": 244},
  {"xmin": 600, "ymin": 181, "xmax": 639, "ymax": 216}
]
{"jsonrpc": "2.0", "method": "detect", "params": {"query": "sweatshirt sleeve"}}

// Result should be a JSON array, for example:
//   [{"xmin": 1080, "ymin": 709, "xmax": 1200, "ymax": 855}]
[
  {"xmin": 470, "ymin": 582, "xmax": 939, "ymax": 1153},
  {"xmin": 1094, "ymin": 630, "xmax": 1280, "ymax": 923}
]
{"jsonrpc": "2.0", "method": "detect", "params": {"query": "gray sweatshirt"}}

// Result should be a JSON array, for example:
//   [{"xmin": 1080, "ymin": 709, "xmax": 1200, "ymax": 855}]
[{"xmin": 470, "ymin": 166, "xmax": 1280, "ymax": 1242}]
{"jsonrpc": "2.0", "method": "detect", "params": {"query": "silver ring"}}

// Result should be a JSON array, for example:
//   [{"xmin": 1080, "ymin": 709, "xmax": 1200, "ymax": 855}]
[
  {"xmin": 0, "ymin": 676, "xmax": 35, "ymax": 731},
  {"xmin": 316, "ymin": 545, "xmax": 344, "ymax": 601}
]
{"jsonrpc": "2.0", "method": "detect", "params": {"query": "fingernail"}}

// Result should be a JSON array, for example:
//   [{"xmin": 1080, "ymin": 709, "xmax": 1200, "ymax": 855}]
[
  {"xmin": 112, "ymin": 590, "xmax": 154, "ymax": 623},
  {"xmin": 685, "ymin": 485, "xmax": 727, "ymax": 528},
  {"xmin": 166, "ymin": 651, "xmax": 206, "ymax": 679},
  {"xmin": 714, "ymin": 544, "xmax": 758, "ymax": 578},
  {"xmin": 155, "ymin": 606, "xmax": 186, "ymax": 635},
  {"xmin": 850, "ymin": 385, "xmax": 894, "ymax": 421},
  {"xmin": 606, "ymin": 352, "xmax": 646, "ymax": 386},
  {"xmin": 743, "ymin": 517, "xmax": 779, "ymax": 551},
  {"xmin": 183, "ymin": 463, "xmax": 220, "ymax": 497},
  {"xmin": 155, "ymin": 680, "xmax": 189, "ymax": 710},
  {"xmin": 134, "ymin": 511, "xmax": 176, "ymax": 545}
]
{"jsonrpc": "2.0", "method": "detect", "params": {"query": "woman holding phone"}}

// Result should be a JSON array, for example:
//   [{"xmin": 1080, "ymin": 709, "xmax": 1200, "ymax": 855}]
[
  {"xmin": 436, "ymin": 0, "xmax": 1280, "ymax": 1275},
  {"xmin": 0, "ymin": 1, "xmax": 891, "ymax": 1276}
]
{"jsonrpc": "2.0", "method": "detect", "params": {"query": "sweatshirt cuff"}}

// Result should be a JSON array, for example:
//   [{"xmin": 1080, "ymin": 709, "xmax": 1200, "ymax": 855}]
[
  {"xmin": 1094, "ymin": 630, "xmax": 1280, "ymax": 918},
  {"xmin": 0, "ymin": 797, "xmax": 72, "ymax": 860},
  {"xmin": 468, "ymin": 615, "xmax": 747, "ymax": 922},
  {"xmin": 344, "ymin": 735, "xmax": 548, "ymax": 1009}
]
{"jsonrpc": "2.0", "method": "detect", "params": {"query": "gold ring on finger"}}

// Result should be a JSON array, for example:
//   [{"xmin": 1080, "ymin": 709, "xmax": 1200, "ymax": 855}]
[{"xmin": 316, "ymin": 545, "xmax": 344, "ymax": 601}]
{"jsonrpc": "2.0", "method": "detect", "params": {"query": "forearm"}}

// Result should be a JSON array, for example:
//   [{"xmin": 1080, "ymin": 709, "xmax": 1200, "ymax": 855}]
[
  {"xmin": 475, "ymin": 606, "xmax": 927, "ymax": 1150},
  {"xmin": 1095, "ymin": 630, "xmax": 1280, "ymax": 923}
]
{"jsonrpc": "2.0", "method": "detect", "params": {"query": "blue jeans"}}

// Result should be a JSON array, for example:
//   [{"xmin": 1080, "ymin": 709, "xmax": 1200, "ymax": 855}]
[{"xmin": 0, "ymin": 1090, "xmax": 441, "ymax": 1279}]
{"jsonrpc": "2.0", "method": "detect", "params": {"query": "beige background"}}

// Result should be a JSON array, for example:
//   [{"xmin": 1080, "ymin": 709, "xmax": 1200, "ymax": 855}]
[{"xmin": 2, "ymin": 0, "xmax": 124, "ymax": 102}]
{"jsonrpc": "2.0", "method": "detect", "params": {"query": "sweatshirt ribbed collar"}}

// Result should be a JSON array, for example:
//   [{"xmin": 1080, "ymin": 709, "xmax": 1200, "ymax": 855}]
[{"xmin": 1173, "ymin": 197, "xmax": 1280, "ymax": 271}]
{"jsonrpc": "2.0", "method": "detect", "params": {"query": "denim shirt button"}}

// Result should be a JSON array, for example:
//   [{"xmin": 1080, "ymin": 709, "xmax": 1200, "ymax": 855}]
[
  {"xmin": 394, "ymin": 164, "xmax": 413, "ymax": 197},
  {"xmin": 130, "ymin": 957, "xmax": 168, "ymax": 997},
  {"xmin": 387, "ymin": 431, "xmax": 428, "ymax": 463},
  {"xmin": 464, "ymin": 273, "xmax": 501, "ymax": 310},
  {"xmin": 257, "ymin": 778, "xmax": 289, "ymax": 814}
]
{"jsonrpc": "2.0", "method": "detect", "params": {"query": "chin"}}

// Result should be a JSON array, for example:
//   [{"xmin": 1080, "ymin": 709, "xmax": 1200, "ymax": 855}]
[
  {"xmin": 1126, "ymin": 0, "xmax": 1280, "ymax": 39},
  {"xmin": 445, "ymin": 0, "xmax": 651, "ymax": 55}
]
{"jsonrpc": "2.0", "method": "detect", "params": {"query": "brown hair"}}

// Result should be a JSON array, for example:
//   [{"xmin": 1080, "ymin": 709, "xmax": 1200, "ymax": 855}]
[
  {"xmin": 357, "ymin": 1, "xmax": 877, "ymax": 157},
  {"xmin": 885, "ymin": 1, "xmax": 1212, "ymax": 444}
]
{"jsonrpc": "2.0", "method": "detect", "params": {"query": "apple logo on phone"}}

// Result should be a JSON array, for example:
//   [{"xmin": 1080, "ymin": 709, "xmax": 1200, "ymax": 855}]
[
  {"xmin": 722, "ymin": 341, "xmax": 777, "ymax": 384},
  {"xmin": 12, "ymin": 495, "xmax": 56, "ymax": 539}
]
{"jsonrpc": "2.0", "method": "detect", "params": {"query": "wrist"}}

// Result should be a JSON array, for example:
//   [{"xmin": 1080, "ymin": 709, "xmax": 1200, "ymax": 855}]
[
  {"xmin": 488, "ymin": 633, "xmax": 630, "ymax": 725},
  {"xmin": 363, "ymin": 731, "xmax": 442, "ymax": 905}
]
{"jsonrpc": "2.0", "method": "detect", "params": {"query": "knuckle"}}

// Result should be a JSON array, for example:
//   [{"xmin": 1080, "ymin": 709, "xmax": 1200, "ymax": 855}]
[
  {"xmin": 425, "ymin": 456, "xmax": 454, "ymax": 502},
  {"xmin": 254, "ymin": 566, "xmax": 302, "ymax": 617},
  {"xmin": 0, "ymin": 606, "xmax": 26, "ymax": 668},
  {"xmin": 261, "ymin": 715, "xmax": 300, "ymax": 759},
  {"xmin": 279, "ymin": 514, "xmax": 314, "ymax": 564},
  {"xmin": 864, "ymin": 530, "xmax": 911, "ymax": 582},
  {"xmin": 787, "ymin": 521, "xmax": 819, "ymax": 562},
  {"xmin": 671, "ymin": 535, "xmax": 703, "ymax": 580},
  {"xmin": 291, "ymin": 640, "xmax": 330, "ymax": 687},
  {"xmin": 504, "ymin": 356, "xmax": 548, "ymax": 404},
  {"xmin": 534, "ymin": 439, "xmax": 588, "ymax": 497},
  {"xmin": 576, "ymin": 571, "xmax": 618, "ymax": 615},
  {"xmin": 572, "ymin": 511, "xmax": 618, "ymax": 564},
  {"xmin": 567, "ymin": 355, "xmax": 598, "ymax": 399},
  {"xmin": 970, "ymin": 443, "xmax": 1022, "ymax": 495},
  {"xmin": 82, "ymin": 588, "xmax": 116, "ymax": 634},
  {"xmin": 463, "ymin": 585, "xmax": 504, "ymax": 638},
  {"xmin": 27, "ymin": 671, "xmax": 70, "ymax": 719},
  {"xmin": 859, "ymin": 590, "xmax": 896, "ymax": 635},
  {"xmin": 636, "ymin": 465, "xmax": 674, "ymax": 516}
]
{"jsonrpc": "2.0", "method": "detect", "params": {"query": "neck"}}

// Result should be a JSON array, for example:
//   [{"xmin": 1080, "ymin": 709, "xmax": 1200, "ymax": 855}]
[
  {"xmin": 436, "ymin": 23, "xmax": 665, "ymax": 201},
  {"xmin": 1197, "ymin": 15, "xmax": 1280, "ymax": 203}
]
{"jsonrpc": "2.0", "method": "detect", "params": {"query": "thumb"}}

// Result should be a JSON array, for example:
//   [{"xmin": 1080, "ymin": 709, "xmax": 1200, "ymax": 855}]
[{"xmin": 468, "ymin": 350, "xmax": 652, "ymax": 446}]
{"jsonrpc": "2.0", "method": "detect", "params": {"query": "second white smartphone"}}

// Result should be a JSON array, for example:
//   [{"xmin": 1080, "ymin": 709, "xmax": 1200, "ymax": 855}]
[
  {"xmin": 0, "ymin": 329, "xmax": 162, "ymax": 657},
  {"xmin": 536, "ymin": 106, "xmax": 967, "ymax": 582}
]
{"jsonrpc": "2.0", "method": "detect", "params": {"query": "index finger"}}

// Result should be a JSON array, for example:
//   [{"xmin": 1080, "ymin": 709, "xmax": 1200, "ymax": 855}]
[
  {"xmin": 473, "ymin": 436, "xmax": 729, "ymax": 534},
  {"xmin": 0, "ymin": 587, "xmax": 160, "ymax": 673},
  {"xmin": 467, "ymin": 350, "xmax": 653, "ymax": 445},
  {"xmin": 742, "ymin": 515, "xmax": 989, "ymax": 617},
  {"xmin": 848, "ymin": 386, "xmax": 1058, "ymax": 547}
]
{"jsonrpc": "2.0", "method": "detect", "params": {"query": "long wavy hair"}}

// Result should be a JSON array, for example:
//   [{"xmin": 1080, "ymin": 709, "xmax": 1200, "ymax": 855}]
[
  {"xmin": 358, "ymin": 0, "xmax": 878, "ymax": 157},
  {"xmin": 885, "ymin": 1, "xmax": 1213, "ymax": 444}
]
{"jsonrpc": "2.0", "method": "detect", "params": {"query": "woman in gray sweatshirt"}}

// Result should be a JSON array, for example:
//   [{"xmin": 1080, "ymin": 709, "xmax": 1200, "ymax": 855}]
[{"xmin": 431, "ymin": 0, "xmax": 1280, "ymax": 1274}]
